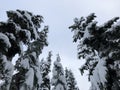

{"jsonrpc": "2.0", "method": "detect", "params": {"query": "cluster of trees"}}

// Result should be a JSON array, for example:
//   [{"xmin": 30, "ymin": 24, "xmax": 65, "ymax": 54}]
[
  {"xmin": 69, "ymin": 13, "xmax": 120, "ymax": 90},
  {"xmin": 0, "ymin": 10, "xmax": 79, "ymax": 90},
  {"xmin": 51, "ymin": 54, "xmax": 79, "ymax": 90},
  {"xmin": 0, "ymin": 9, "xmax": 120, "ymax": 90}
]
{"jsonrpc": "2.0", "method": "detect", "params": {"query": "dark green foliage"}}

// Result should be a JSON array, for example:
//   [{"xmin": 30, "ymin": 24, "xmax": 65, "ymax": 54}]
[
  {"xmin": 27, "ymin": 26, "xmax": 49, "ymax": 55},
  {"xmin": 0, "ymin": 9, "xmax": 45, "ymax": 59},
  {"xmin": 69, "ymin": 13, "xmax": 120, "ymax": 90}
]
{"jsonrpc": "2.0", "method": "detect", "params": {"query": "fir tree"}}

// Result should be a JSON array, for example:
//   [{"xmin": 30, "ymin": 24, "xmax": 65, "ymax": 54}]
[
  {"xmin": 65, "ymin": 68, "xmax": 79, "ymax": 90},
  {"xmin": 51, "ymin": 54, "xmax": 67, "ymax": 90},
  {"xmin": 0, "ymin": 9, "xmax": 48, "ymax": 90},
  {"xmin": 10, "ymin": 26, "xmax": 48, "ymax": 90},
  {"xmin": 40, "ymin": 51, "xmax": 52, "ymax": 90},
  {"xmin": 69, "ymin": 13, "xmax": 120, "ymax": 90}
]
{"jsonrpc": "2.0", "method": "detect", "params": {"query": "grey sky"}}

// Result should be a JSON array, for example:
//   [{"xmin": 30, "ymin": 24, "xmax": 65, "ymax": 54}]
[{"xmin": 0, "ymin": 0, "xmax": 120, "ymax": 90}]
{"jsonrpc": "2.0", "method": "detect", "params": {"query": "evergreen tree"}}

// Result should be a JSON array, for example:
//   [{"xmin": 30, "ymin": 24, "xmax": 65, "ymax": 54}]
[
  {"xmin": 51, "ymin": 54, "xmax": 67, "ymax": 90},
  {"xmin": 10, "ymin": 26, "xmax": 48, "ymax": 90},
  {"xmin": 65, "ymin": 68, "xmax": 79, "ymax": 90},
  {"xmin": 69, "ymin": 13, "xmax": 120, "ymax": 90},
  {"xmin": 0, "ymin": 9, "xmax": 48, "ymax": 90},
  {"xmin": 40, "ymin": 51, "xmax": 52, "ymax": 90}
]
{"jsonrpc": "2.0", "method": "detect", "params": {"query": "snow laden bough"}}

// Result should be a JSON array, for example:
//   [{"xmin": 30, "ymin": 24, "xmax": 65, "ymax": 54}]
[
  {"xmin": 69, "ymin": 13, "xmax": 120, "ymax": 90},
  {"xmin": 0, "ymin": 10, "xmax": 49, "ymax": 90}
]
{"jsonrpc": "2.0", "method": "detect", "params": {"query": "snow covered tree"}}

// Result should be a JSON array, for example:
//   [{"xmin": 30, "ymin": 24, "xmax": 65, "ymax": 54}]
[
  {"xmin": 69, "ymin": 13, "xmax": 120, "ymax": 90},
  {"xmin": 40, "ymin": 51, "xmax": 52, "ymax": 90},
  {"xmin": 51, "ymin": 54, "xmax": 67, "ymax": 90},
  {"xmin": 0, "ymin": 9, "xmax": 44, "ymax": 59},
  {"xmin": 0, "ymin": 9, "xmax": 48, "ymax": 90},
  {"xmin": 10, "ymin": 26, "xmax": 48, "ymax": 90},
  {"xmin": 65, "ymin": 68, "xmax": 79, "ymax": 90}
]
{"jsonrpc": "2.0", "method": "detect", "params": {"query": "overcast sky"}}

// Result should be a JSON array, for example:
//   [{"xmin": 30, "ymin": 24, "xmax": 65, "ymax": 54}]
[{"xmin": 0, "ymin": 0, "xmax": 120, "ymax": 90}]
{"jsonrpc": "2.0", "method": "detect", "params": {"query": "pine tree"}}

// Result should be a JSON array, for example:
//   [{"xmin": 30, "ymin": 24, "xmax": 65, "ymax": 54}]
[
  {"xmin": 0, "ymin": 9, "xmax": 48, "ymax": 90},
  {"xmin": 40, "ymin": 51, "xmax": 52, "ymax": 90},
  {"xmin": 65, "ymin": 68, "xmax": 79, "ymax": 90},
  {"xmin": 69, "ymin": 13, "xmax": 120, "ymax": 90},
  {"xmin": 51, "ymin": 54, "xmax": 67, "ymax": 90}
]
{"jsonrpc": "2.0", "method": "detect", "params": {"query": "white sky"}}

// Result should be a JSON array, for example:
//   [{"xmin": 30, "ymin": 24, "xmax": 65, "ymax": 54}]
[{"xmin": 0, "ymin": 0, "xmax": 120, "ymax": 90}]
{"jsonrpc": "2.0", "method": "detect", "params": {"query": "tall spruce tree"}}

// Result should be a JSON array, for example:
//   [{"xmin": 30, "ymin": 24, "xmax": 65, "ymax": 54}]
[
  {"xmin": 0, "ymin": 10, "xmax": 48, "ymax": 90},
  {"xmin": 65, "ymin": 68, "xmax": 79, "ymax": 90},
  {"xmin": 40, "ymin": 51, "xmax": 52, "ymax": 90},
  {"xmin": 51, "ymin": 54, "xmax": 67, "ymax": 90},
  {"xmin": 69, "ymin": 13, "xmax": 120, "ymax": 90}
]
